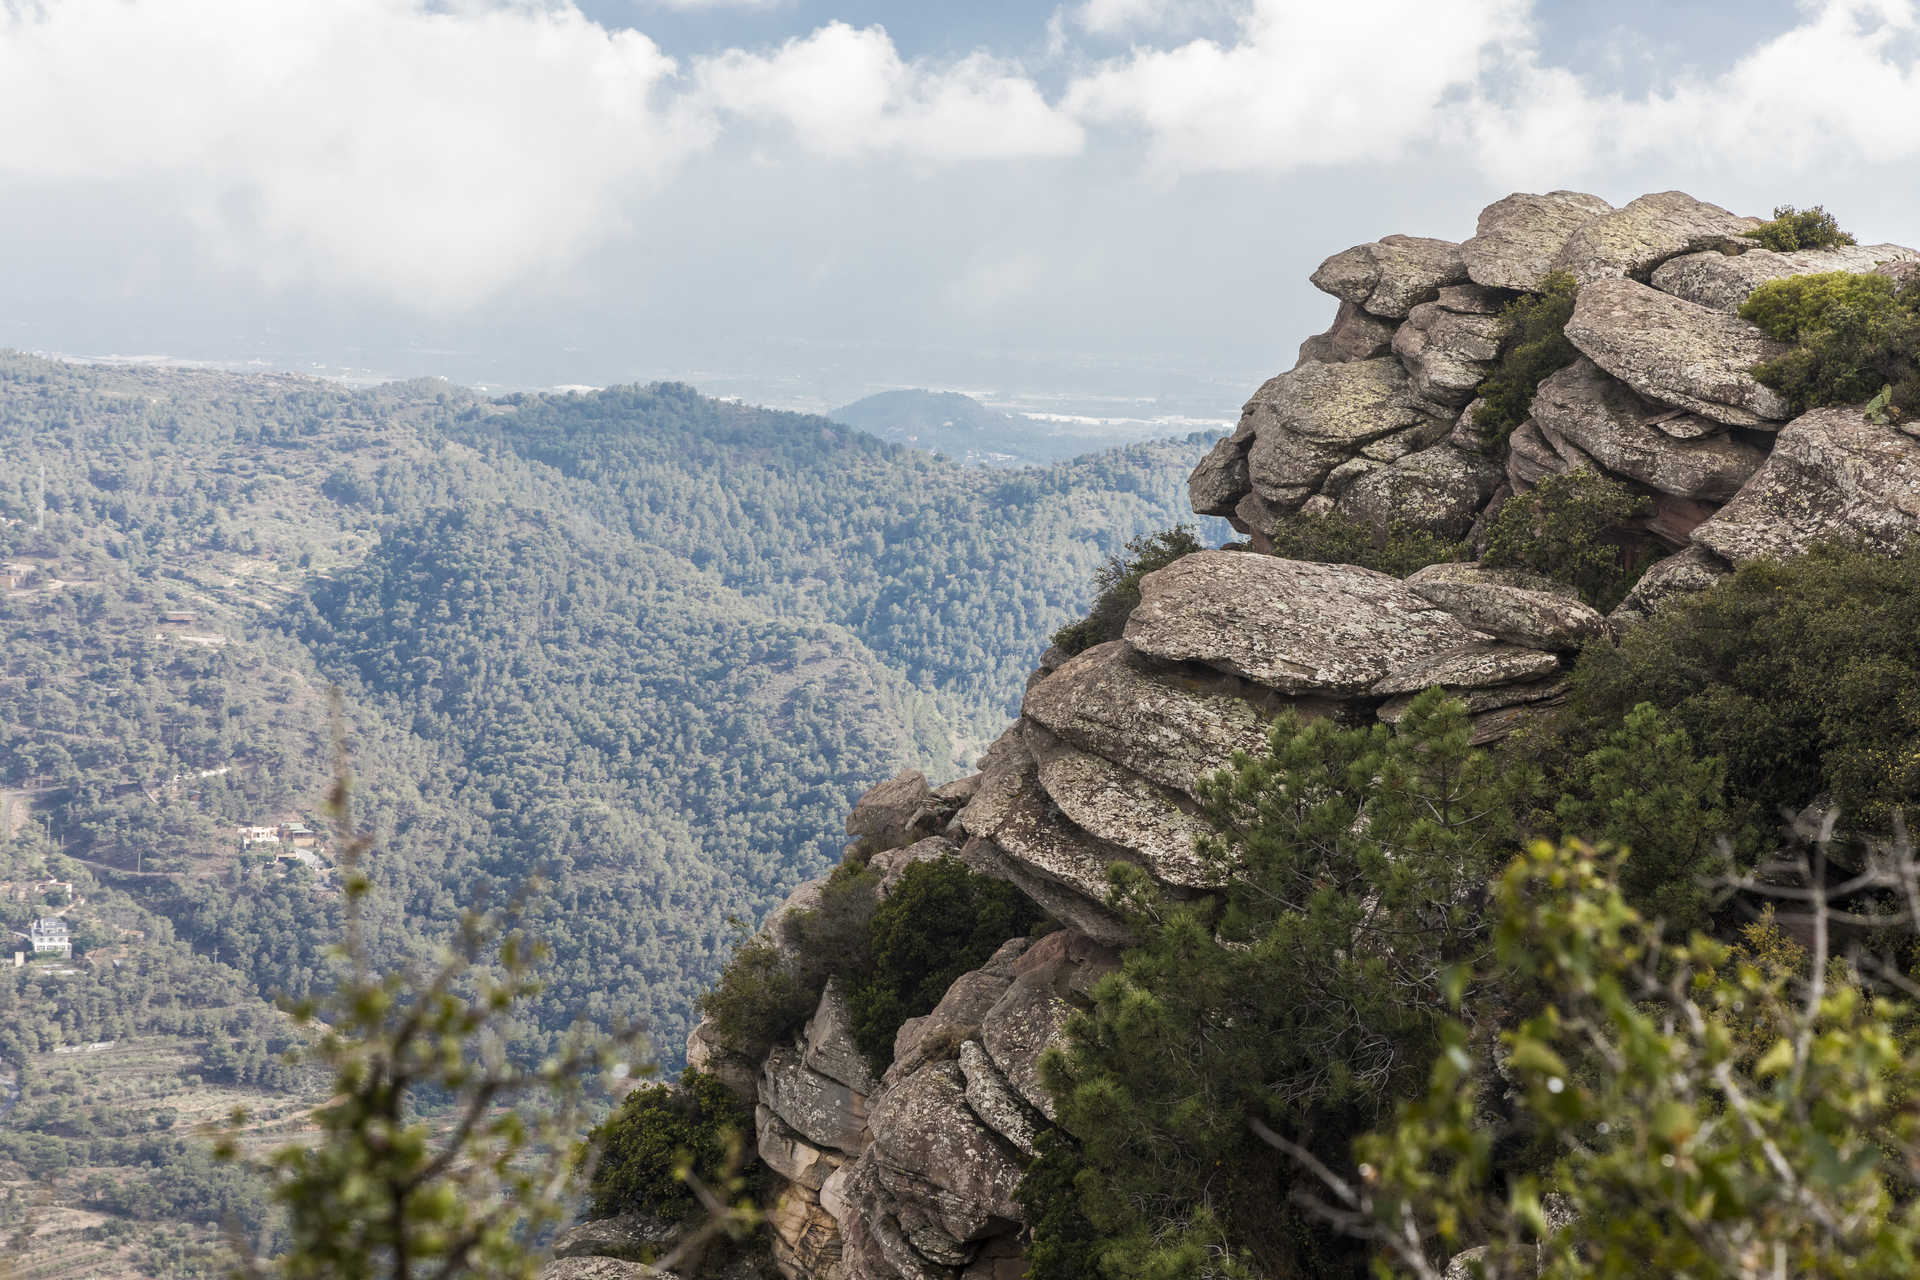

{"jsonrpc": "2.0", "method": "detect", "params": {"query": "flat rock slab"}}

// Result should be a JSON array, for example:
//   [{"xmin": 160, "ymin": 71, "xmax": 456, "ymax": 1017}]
[
  {"xmin": 1335, "ymin": 443, "xmax": 1504, "ymax": 538},
  {"xmin": 1124, "ymin": 551, "xmax": 1473, "ymax": 694},
  {"xmin": 1378, "ymin": 676, "xmax": 1569, "ymax": 725},
  {"xmin": 959, "ymin": 735, "xmax": 1136, "ymax": 910},
  {"xmin": 1370, "ymin": 643, "xmax": 1560, "ymax": 697},
  {"xmin": 1242, "ymin": 357, "xmax": 1450, "ymax": 447},
  {"xmin": 1651, "ymin": 243, "xmax": 1920, "ymax": 312},
  {"xmin": 1565, "ymin": 276, "xmax": 1791, "ymax": 427},
  {"xmin": 1023, "ymin": 721, "xmax": 1222, "ymax": 889},
  {"xmin": 1020, "ymin": 640, "xmax": 1274, "ymax": 800},
  {"xmin": 761, "ymin": 1045, "xmax": 871, "ymax": 1156},
  {"xmin": 1463, "ymin": 190, "xmax": 1614, "ymax": 290},
  {"xmin": 1310, "ymin": 234, "xmax": 1469, "ymax": 318},
  {"xmin": 1404, "ymin": 562, "xmax": 1608, "ymax": 650},
  {"xmin": 1690, "ymin": 406, "xmax": 1920, "ymax": 564},
  {"xmin": 868, "ymin": 1061, "xmax": 1025, "ymax": 1243},
  {"xmin": 1531, "ymin": 358, "xmax": 1767, "ymax": 500},
  {"xmin": 1552, "ymin": 190, "xmax": 1761, "ymax": 284}
]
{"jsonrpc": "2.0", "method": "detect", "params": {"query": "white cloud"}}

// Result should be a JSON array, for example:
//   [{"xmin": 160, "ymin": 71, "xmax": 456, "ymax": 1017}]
[
  {"xmin": 694, "ymin": 22, "xmax": 1084, "ymax": 160},
  {"xmin": 0, "ymin": 0, "xmax": 707, "ymax": 307},
  {"xmin": 1064, "ymin": 0, "xmax": 1531, "ymax": 172}
]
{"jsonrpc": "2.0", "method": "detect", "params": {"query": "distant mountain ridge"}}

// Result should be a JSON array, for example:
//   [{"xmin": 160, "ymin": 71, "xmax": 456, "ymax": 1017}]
[{"xmin": 830, "ymin": 387, "xmax": 1205, "ymax": 467}]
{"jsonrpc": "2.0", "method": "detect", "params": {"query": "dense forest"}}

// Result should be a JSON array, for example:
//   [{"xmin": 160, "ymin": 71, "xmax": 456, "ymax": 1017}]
[{"xmin": 0, "ymin": 351, "xmax": 1218, "ymax": 1275}]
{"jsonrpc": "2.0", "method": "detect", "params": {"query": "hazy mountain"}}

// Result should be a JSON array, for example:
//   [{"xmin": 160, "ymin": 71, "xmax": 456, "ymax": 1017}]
[{"xmin": 829, "ymin": 388, "xmax": 1198, "ymax": 467}]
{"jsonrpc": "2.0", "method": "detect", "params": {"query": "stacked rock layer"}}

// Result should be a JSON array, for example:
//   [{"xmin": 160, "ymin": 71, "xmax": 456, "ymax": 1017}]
[{"xmin": 670, "ymin": 192, "xmax": 1920, "ymax": 1280}]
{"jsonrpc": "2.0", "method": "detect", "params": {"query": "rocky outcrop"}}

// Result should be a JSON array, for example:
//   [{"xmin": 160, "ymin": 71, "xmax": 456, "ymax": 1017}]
[
  {"xmin": 673, "ymin": 190, "xmax": 1920, "ymax": 1280},
  {"xmin": 1563, "ymin": 277, "xmax": 1791, "ymax": 427}
]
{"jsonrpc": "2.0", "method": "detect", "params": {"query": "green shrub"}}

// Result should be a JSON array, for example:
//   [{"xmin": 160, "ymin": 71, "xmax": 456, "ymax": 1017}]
[
  {"xmin": 586, "ymin": 1069, "xmax": 757, "ymax": 1226},
  {"xmin": 1481, "ymin": 467, "xmax": 1649, "ymax": 609},
  {"xmin": 1471, "ymin": 270, "xmax": 1580, "ymax": 440},
  {"xmin": 1739, "ymin": 271, "xmax": 1920, "ymax": 418},
  {"xmin": 1051, "ymin": 527, "xmax": 1203, "ymax": 657},
  {"xmin": 847, "ymin": 855, "xmax": 1044, "ymax": 1072},
  {"xmin": 1262, "ymin": 509, "xmax": 1466, "ymax": 577},
  {"xmin": 1741, "ymin": 203, "xmax": 1858, "ymax": 252},
  {"xmin": 1016, "ymin": 1131, "xmax": 1105, "ymax": 1280},
  {"xmin": 696, "ymin": 866, "xmax": 879, "ymax": 1062},
  {"xmin": 1569, "ymin": 540, "xmax": 1920, "ymax": 831}
]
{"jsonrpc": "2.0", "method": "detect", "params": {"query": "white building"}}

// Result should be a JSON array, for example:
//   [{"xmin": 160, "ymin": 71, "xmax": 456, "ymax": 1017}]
[{"xmin": 29, "ymin": 916, "xmax": 71, "ymax": 958}]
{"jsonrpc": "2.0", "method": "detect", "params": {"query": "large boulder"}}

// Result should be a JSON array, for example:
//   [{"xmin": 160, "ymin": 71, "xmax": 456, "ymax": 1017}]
[
  {"xmin": 1023, "ymin": 722, "xmax": 1223, "ymax": 890},
  {"xmin": 1403, "ymin": 563, "xmax": 1609, "ymax": 650},
  {"xmin": 1611, "ymin": 544, "xmax": 1731, "ymax": 621},
  {"xmin": 1392, "ymin": 301, "xmax": 1505, "ymax": 407},
  {"xmin": 867, "ymin": 1062, "xmax": 1025, "ymax": 1244},
  {"xmin": 958, "ymin": 737, "xmax": 1137, "ymax": 923},
  {"xmin": 847, "ymin": 771, "xmax": 939, "ymax": 853},
  {"xmin": 1370, "ymin": 643, "xmax": 1560, "ymax": 697},
  {"xmin": 1530, "ymin": 358, "xmax": 1768, "ymax": 500},
  {"xmin": 806, "ymin": 979, "xmax": 880, "ymax": 1096},
  {"xmin": 1020, "ymin": 641, "xmax": 1275, "ymax": 801},
  {"xmin": 761, "ymin": 1046, "xmax": 871, "ymax": 1156},
  {"xmin": 1650, "ymin": 243, "xmax": 1920, "ymax": 312},
  {"xmin": 1463, "ymin": 190, "xmax": 1615, "ymax": 290},
  {"xmin": 1246, "ymin": 419, "xmax": 1353, "ymax": 497},
  {"xmin": 1551, "ymin": 191, "xmax": 1762, "ymax": 283},
  {"xmin": 1188, "ymin": 435, "xmax": 1250, "ymax": 517},
  {"xmin": 1310, "ymin": 235, "xmax": 1469, "ymax": 318},
  {"xmin": 1334, "ymin": 443, "xmax": 1505, "ymax": 538},
  {"xmin": 1564, "ymin": 277, "xmax": 1791, "ymax": 427},
  {"xmin": 1296, "ymin": 299, "xmax": 1399, "ymax": 363},
  {"xmin": 1241, "ymin": 358, "xmax": 1452, "ymax": 449},
  {"xmin": 1690, "ymin": 406, "xmax": 1920, "ymax": 564},
  {"xmin": 1124, "ymin": 551, "xmax": 1475, "ymax": 694}
]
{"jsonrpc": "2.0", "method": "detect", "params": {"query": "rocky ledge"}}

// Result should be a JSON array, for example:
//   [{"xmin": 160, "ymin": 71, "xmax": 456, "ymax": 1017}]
[{"xmin": 576, "ymin": 191, "xmax": 1920, "ymax": 1280}]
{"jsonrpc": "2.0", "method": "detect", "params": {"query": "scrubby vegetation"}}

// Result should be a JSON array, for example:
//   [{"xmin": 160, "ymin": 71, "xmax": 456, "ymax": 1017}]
[
  {"xmin": 846, "ymin": 855, "xmax": 1043, "ymax": 1071},
  {"xmin": 1260, "ymin": 509, "xmax": 1466, "ymax": 576},
  {"xmin": 1739, "ymin": 270, "xmax": 1920, "ymax": 419},
  {"xmin": 1051, "ymin": 527, "xmax": 1203, "ymax": 657},
  {"xmin": 587, "ymin": 1070, "xmax": 758, "ymax": 1225},
  {"xmin": 1742, "ymin": 203, "xmax": 1857, "ymax": 252},
  {"xmin": 1481, "ymin": 466, "xmax": 1650, "ymax": 609},
  {"xmin": 1471, "ymin": 271, "xmax": 1581, "ymax": 440}
]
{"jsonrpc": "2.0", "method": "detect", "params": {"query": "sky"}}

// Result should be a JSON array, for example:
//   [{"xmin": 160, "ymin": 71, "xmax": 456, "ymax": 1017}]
[{"xmin": 3, "ymin": 0, "xmax": 1919, "ymax": 419}]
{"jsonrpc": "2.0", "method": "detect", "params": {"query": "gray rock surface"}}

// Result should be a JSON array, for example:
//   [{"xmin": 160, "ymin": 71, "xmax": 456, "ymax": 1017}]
[
  {"xmin": 1296, "ymin": 299, "xmax": 1399, "ymax": 363},
  {"xmin": 1404, "ymin": 562, "xmax": 1609, "ymax": 649},
  {"xmin": 1564, "ymin": 276, "xmax": 1791, "ymax": 426},
  {"xmin": 806, "ymin": 979, "xmax": 881, "ymax": 1096},
  {"xmin": 1378, "ymin": 676, "xmax": 1569, "ymax": 725},
  {"xmin": 867, "ymin": 837, "xmax": 959, "ymax": 899},
  {"xmin": 847, "ymin": 771, "xmax": 937, "ymax": 851},
  {"xmin": 867, "ymin": 1062, "xmax": 1024, "ymax": 1243},
  {"xmin": 1463, "ymin": 190, "xmax": 1614, "ymax": 290},
  {"xmin": 759, "ymin": 1105, "xmax": 846, "ymax": 1192},
  {"xmin": 542, "ymin": 1260, "xmax": 668, "ymax": 1280},
  {"xmin": 1188, "ymin": 435, "xmax": 1250, "ymax": 516},
  {"xmin": 980, "ymin": 968, "xmax": 1076, "ymax": 1124},
  {"xmin": 1242, "ymin": 358, "xmax": 1452, "ymax": 448},
  {"xmin": 1023, "ymin": 722, "xmax": 1222, "ymax": 889},
  {"xmin": 1691, "ymin": 406, "xmax": 1920, "ymax": 564},
  {"xmin": 761, "ymin": 1045, "xmax": 871, "ymax": 1156},
  {"xmin": 1505, "ymin": 419, "xmax": 1571, "ymax": 490},
  {"xmin": 1650, "ymin": 242, "xmax": 1920, "ymax": 311},
  {"xmin": 1020, "ymin": 641, "xmax": 1275, "ymax": 801},
  {"xmin": 1335, "ymin": 444, "xmax": 1504, "ymax": 538},
  {"xmin": 1310, "ymin": 234, "xmax": 1470, "ymax": 317},
  {"xmin": 888, "ymin": 939, "xmax": 1027, "ymax": 1083},
  {"xmin": 552, "ymin": 1214, "xmax": 682, "ymax": 1263},
  {"xmin": 1247, "ymin": 419, "xmax": 1352, "ymax": 495},
  {"xmin": 1552, "ymin": 190, "xmax": 1762, "ymax": 283},
  {"xmin": 959, "ymin": 737, "xmax": 1135, "ymax": 917},
  {"xmin": 1370, "ymin": 643, "xmax": 1560, "ymax": 697},
  {"xmin": 1612, "ymin": 544, "xmax": 1731, "ymax": 621},
  {"xmin": 1392, "ymin": 302, "xmax": 1505, "ymax": 407},
  {"xmin": 767, "ymin": 1183, "xmax": 848, "ymax": 1280},
  {"xmin": 957, "ymin": 1039, "xmax": 1039, "ymax": 1157},
  {"xmin": 1125, "ymin": 551, "xmax": 1473, "ymax": 693},
  {"xmin": 1530, "ymin": 358, "xmax": 1767, "ymax": 499}
]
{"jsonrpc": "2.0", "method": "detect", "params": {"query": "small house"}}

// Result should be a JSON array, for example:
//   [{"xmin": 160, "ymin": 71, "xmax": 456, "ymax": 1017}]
[
  {"xmin": 284, "ymin": 823, "xmax": 318, "ymax": 849},
  {"xmin": 29, "ymin": 916, "xmax": 71, "ymax": 958},
  {"xmin": 159, "ymin": 610, "xmax": 196, "ymax": 626},
  {"xmin": 239, "ymin": 825, "xmax": 282, "ymax": 848},
  {"xmin": 0, "ymin": 562, "xmax": 32, "ymax": 589}
]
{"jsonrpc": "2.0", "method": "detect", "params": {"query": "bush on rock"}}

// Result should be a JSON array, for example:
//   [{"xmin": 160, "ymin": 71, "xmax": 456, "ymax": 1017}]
[
  {"xmin": 587, "ymin": 1069, "xmax": 759, "ymax": 1224},
  {"xmin": 1052, "ymin": 527, "xmax": 1203, "ymax": 657},
  {"xmin": 1739, "ymin": 271, "xmax": 1920, "ymax": 419},
  {"xmin": 1741, "ymin": 203, "xmax": 1857, "ymax": 252},
  {"xmin": 1482, "ymin": 467, "xmax": 1649, "ymax": 609},
  {"xmin": 1471, "ymin": 271, "xmax": 1581, "ymax": 441}
]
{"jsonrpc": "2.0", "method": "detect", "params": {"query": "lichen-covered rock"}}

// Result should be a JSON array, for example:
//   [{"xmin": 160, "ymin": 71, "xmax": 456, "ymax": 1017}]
[
  {"xmin": 1188, "ymin": 435, "xmax": 1250, "ymax": 516},
  {"xmin": 888, "ymin": 938, "xmax": 1027, "ymax": 1083},
  {"xmin": 1322, "ymin": 455, "xmax": 1382, "ymax": 496},
  {"xmin": 1124, "ymin": 551, "xmax": 1474, "ymax": 693},
  {"xmin": 1551, "ymin": 190, "xmax": 1762, "ymax": 283},
  {"xmin": 1650, "ymin": 243, "xmax": 1920, "ymax": 312},
  {"xmin": 1378, "ymin": 676, "xmax": 1568, "ymax": 725},
  {"xmin": 761, "ymin": 1045, "xmax": 871, "ymax": 1156},
  {"xmin": 1246, "ymin": 419, "xmax": 1352, "ymax": 496},
  {"xmin": 958, "ymin": 737, "xmax": 1137, "ymax": 924},
  {"xmin": 759, "ymin": 1105, "xmax": 845, "ymax": 1191},
  {"xmin": 1463, "ymin": 190, "xmax": 1614, "ymax": 290},
  {"xmin": 847, "ymin": 771, "xmax": 938, "ymax": 852},
  {"xmin": 1447, "ymin": 397, "xmax": 1505, "ymax": 455},
  {"xmin": 1404, "ymin": 562, "xmax": 1609, "ymax": 650},
  {"xmin": 1020, "ymin": 641, "xmax": 1275, "ymax": 801},
  {"xmin": 768, "ymin": 1183, "xmax": 848, "ymax": 1280},
  {"xmin": 1242, "ymin": 358, "xmax": 1451, "ymax": 447},
  {"xmin": 1357, "ymin": 415, "xmax": 1454, "ymax": 462},
  {"xmin": 1530, "ymin": 358, "xmax": 1767, "ymax": 500},
  {"xmin": 1392, "ymin": 301, "xmax": 1505, "ymax": 407},
  {"xmin": 867, "ymin": 1062, "xmax": 1025, "ymax": 1244},
  {"xmin": 552, "ymin": 1213, "xmax": 682, "ymax": 1263},
  {"xmin": 980, "ymin": 968, "xmax": 1076, "ymax": 1124},
  {"xmin": 1296, "ymin": 298, "xmax": 1399, "ymax": 363},
  {"xmin": 1505, "ymin": 418, "xmax": 1571, "ymax": 491},
  {"xmin": 1691, "ymin": 406, "xmax": 1920, "ymax": 564},
  {"xmin": 686, "ymin": 1017, "xmax": 759, "ymax": 1102},
  {"xmin": 957, "ymin": 1039, "xmax": 1039, "ymax": 1157},
  {"xmin": 1370, "ymin": 643, "xmax": 1560, "ymax": 697},
  {"xmin": 1612, "ymin": 544, "xmax": 1731, "ymax": 621},
  {"xmin": 1335, "ymin": 444, "xmax": 1504, "ymax": 538},
  {"xmin": 1564, "ymin": 277, "xmax": 1791, "ymax": 427},
  {"xmin": 1023, "ymin": 722, "xmax": 1222, "ymax": 889},
  {"xmin": 806, "ymin": 979, "xmax": 880, "ymax": 1096},
  {"xmin": 541, "ymin": 1259, "xmax": 668, "ymax": 1280},
  {"xmin": 1310, "ymin": 235, "xmax": 1470, "ymax": 317}
]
